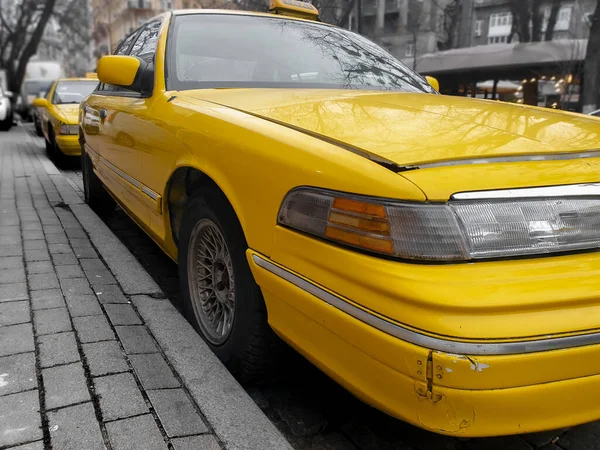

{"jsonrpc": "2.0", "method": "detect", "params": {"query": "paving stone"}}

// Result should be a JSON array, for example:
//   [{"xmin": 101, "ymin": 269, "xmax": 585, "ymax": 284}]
[
  {"xmin": 48, "ymin": 401, "xmax": 104, "ymax": 450},
  {"xmin": 23, "ymin": 240, "xmax": 47, "ymax": 251},
  {"xmin": 172, "ymin": 435, "xmax": 222, "ymax": 450},
  {"xmin": 0, "ymin": 300, "xmax": 30, "ymax": 327},
  {"xmin": 52, "ymin": 252, "xmax": 78, "ymax": 265},
  {"xmin": 49, "ymin": 243, "xmax": 72, "ymax": 254},
  {"xmin": 31, "ymin": 289, "xmax": 65, "ymax": 310},
  {"xmin": 80, "ymin": 259, "xmax": 105, "ymax": 272},
  {"xmin": 94, "ymin": 372, "xmax": 148, "ymax": 421},
  {"xmin": 74, "ymin": 247, "xmax": 98, "ymax": 259},
  {"xmin": 43, "ymin": 362, "xmax": 89, "ymax": 410},
  {"xmin": 83, "ymin": 341, "xmax": 129, "ymax": 377},
  {"xmin": 45, "ymin": 233, "xmax": 68, "ymax": 244},
  {"xmin": 60, "ymin": 278, "xmax": 93, "ymax": 296},
  {"xmin": 466, "ymin": 436, "xmax": 535, "ymax": 450},
  {"xmin": 129, "ymin": 354, "xmax": 179, "ymax": 389},
  {"xmin": 70, "ymin": 238, "xmax": 94, "ymax": 249},
  {"xmin": 66, "ymin": 228, "xmax": 87, "ymax": 239},
  {"xmin": 104, "ymin": 304, "xmax": 142, "ymax": 326},
  {"xmin": 0, "ymin": 267, "xmax": 26, "ymax": 284},
  {"xmin": 38, "ymin": 332, "xmax": 79, "ymax": 368},
  {"xmin": 56, "ymin": 264, "xmax": 85, "ymax": 280},
  {"xmin": 0, "ymin": 323, "xmax": 34, "ymax": 356},
  {"xmin": 26, "ymin": 260, "xmax": 53, "ymax": 274},
  {"xmin": 106, "ymin": 414, "xmax": 167, "ymax": 450},
  {"xmin": 0, "ymin": 390, "xmax": 42, "ymax": 447},
  {"xmin": 22, "ymin": 222, "xmax": 42, "ymax": 231},
  {"xmin": 0, "ymin": 234, "xmax": 18, "ymax": 246},
  {"xmin": 33, "ymin": 308, "xmax": 71, "ymax": 335},
  {"xmin": 147, "ymin": 388, "xmax": 208, "ymax": 437},
  {"xmin": 95, "ymin": 285, "xmax": 128, "ymax": 304},
  {"xmin": 28, "ymin": 272, "xmax": 59, "ymax": 291},
  {"xmin": 10, "ymin": 440, "xmax": 44, "ymax": 450},
  {"xmin": 73, "ymin": 315, "xmax": 115, "ymax": 343},
  {"xmin": 0, "ymin": 256, "xmax": 23, "ymax": 270},
  {"xmin": 65, "ymin": 294, "xmax": 103, "ymax": 317},
  {"xmin": 43, "ymin": 225, "xmax": 64, "ymax": 234},
  {"xmin": 0, "ymin": 282, "xmax": 27, "ymax": 302},
  {"xmin": 0, "ymin": 244, "xmax": 22, "ymax": 257},
  {"xmin": 115, "ymin": 326, "xmax": 158, "ymax": 354},
  {"xmin": 24, "ymin": 248, "xmax": 51, "ymax": 262},
  {"xmin": 0, "ymin": 352, "xmax": 37, "ymax": 396},
  {"xmin": 23, "ymin": 230, "xmax": 45, "ymax": 241},
  {"xmin": 558, "ymin": 422, "xmax": 600, "ymax": 449},
  {"xmin": 87, "ymin": 269, "xmax": 118, "ymax": 287}
]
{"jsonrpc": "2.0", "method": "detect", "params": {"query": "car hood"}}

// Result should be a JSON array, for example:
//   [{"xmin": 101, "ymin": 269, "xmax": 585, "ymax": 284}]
[
  {"xmin": 53, "ymin": 104, "xmax": 79, "ymax": 124},
  {"xmin": 183, "ymin": 89, "xmax": 600, "ymax": 167}
]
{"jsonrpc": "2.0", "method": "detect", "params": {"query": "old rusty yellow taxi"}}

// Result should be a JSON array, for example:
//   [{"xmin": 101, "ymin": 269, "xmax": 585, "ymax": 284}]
[
  {"xmin": 34, "ymin": 77, "xmax": 98, "ymax": 160},
  {"xmin": 79, "ymin": 1, "xmax": 600, "ymax": 437}
]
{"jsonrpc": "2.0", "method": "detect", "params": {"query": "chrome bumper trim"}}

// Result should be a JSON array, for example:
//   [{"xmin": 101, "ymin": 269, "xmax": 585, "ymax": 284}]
[
  {"xmin": 252, "ymin": 254, "xmax": 600, "ymax": 355},
  {"xmin": 452, "ymin": 183, "xmax": 600, "ymax": 200}
]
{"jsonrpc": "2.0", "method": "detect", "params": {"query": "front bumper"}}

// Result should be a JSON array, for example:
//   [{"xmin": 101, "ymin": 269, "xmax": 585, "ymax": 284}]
[
  {"xmin": 55, "ymin": 135, "xmax": 81, "ymax": 156},
  {"xmin": 249, "ymin": 251, "xmax": 600, "ymax": 436}
]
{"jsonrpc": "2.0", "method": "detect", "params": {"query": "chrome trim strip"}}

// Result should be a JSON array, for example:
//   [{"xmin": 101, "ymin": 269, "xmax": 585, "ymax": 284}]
[
  {"xmin": 452, "ymin": 183, "xmax": 600, "ymax": 200},
  {"xmin": 100, "ymin": 157, "xmax": 141, "ymax": 189},
  {"xmin": 141, "ymin": 186, "xmax": 160, "ymax": 201},
  {"xmin": 252, "ymin": 254, "xmax": 600, "ymax": 355},
  {"xmin": 408, "ymin": 150, "xmax": 600, "ymax": 170}
]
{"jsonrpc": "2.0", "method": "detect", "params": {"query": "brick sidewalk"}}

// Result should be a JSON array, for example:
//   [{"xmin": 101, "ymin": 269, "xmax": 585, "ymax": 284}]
[{"xmin": 0, "ymin": 130, "xmax": 226, "ymax": 450}]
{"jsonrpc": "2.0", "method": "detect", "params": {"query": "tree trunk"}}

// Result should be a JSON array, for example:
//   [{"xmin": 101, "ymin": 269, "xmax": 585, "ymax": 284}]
[
  {"xmin": 7, "ymin": 0, "xmax": 57, "ymax": 97},
  {"xmin": 544, "ymin": 0, "xmax": 561, "ymax": 41},
  {"xmin": 531, "ymin": 0, "xmax": 543, "ymax": 41},
  {"xmin": 582, "ymin": 0, "xmax": 600, "ymax": 113},
  {"xmin": 375, "ymin": 0, "xmax": 386, "ymax": 34}
]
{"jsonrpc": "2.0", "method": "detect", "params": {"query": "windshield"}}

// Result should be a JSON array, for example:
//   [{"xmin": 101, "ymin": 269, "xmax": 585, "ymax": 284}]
[
  {"xmin": 52, "ymin": 80, "xmax": 98, "ymax": 105},
  {"xmin": 168, "ymin": 14, "xmax": 433, "ymax": 93},
  {"xmin": 24, "ymin": 80, "xmax": 54, "ymax": 95}
]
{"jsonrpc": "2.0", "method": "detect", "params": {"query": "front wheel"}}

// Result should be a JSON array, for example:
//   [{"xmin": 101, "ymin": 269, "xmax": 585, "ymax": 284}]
[
  {"xmin": 178, "ymin": 192, "xmax": 277, "ymax": 382},
  {"xmin": 81, "ymin": 145, "xmax": 115, "ymax": 217}
]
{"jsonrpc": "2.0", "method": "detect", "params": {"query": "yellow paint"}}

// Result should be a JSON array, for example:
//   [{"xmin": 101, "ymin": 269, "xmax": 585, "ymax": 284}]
[
  {"xmin": 97, "ymin": 55, "xmax": 141, "ymax": 88},
  {"xmin": 269, "ymin": 0, "xmax": 319, "ymax": 20},
  {"xmin": 80, "ymin": 9, "xmax": 600, "ymax": 436}
]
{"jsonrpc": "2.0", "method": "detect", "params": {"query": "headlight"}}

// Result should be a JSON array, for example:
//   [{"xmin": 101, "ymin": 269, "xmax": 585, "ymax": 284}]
[
  {"xmin": 278, "ymin": 187, "xmax": 600, "ymax": 261},
  {"xmin": 59, "ymin": 124, "xmax": 78, "ymax": 135}
]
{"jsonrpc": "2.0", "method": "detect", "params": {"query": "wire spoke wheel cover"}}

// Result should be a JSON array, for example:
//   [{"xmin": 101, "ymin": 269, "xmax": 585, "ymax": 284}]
[{"xmin": 187, "ymin": 218, "xmax": 236, "ymax": 345}]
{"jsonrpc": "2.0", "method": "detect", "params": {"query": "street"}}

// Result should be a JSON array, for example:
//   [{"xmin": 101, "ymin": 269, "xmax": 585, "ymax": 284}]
[{"xmin": 0, "ymin": 124, "xmax": 595, "ymax": 450}]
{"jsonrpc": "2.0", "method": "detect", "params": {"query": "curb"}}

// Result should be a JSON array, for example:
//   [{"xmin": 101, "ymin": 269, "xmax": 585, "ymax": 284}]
[{"xmin": 38, "ymin": 150, "xmax": 293, "ymax": 450}]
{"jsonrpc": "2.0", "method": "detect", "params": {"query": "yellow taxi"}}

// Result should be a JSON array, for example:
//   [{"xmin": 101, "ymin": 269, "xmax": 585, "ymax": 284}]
[
  {"xmin": 80, "ymin": 2, "xmax": 600, "ymax": 437},
  {"xmin": 34, "ymin": 77, "xmax": 98, "ymax": 160}
]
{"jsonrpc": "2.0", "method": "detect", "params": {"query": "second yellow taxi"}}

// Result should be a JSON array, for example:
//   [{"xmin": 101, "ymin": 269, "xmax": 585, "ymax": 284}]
[{"xmin": 34, "ymin": 77, "xmax": 98, "ymax": 161}]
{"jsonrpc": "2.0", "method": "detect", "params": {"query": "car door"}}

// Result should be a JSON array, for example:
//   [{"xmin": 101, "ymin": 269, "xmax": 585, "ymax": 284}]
[{"xmin": 84, "ymin": 19, "xmax": 163, "ymax": 226}]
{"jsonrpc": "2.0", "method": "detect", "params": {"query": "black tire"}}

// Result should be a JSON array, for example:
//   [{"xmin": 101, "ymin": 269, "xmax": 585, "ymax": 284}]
[
  {"xmin": 34, "ymin": 117, "xmax": 43, "ymax": 136},
  {"xmin": 45, "ymin": 125, "xmax": 57, "ymax": 159},
  {"xmin": 81, "ymin": 145, "xmax": 116, "ymax": 217},
  {"xmin": 178, "ymin": 190, "xmax": 277, "ymax": 382},
  {"xmin": 0, "ymin": 115, "xmax": 11, "ymax": 131}
]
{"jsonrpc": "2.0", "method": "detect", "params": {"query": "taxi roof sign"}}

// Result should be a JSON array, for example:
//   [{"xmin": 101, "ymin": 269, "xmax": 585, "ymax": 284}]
[{"xmin": 269, "ymin": 0, "xmax": 319, "ymax": 20}]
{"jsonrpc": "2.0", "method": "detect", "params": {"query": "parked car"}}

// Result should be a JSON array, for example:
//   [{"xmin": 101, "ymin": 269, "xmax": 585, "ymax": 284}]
[
  {"xmin": 0, "ymin": 85, "xmax": 13, "ymax": 131},
  {"xmin": 33, "ymin": 77, "xmax": 98, "ymax": 161},
  {"xmin": 80, "ymin": 4, "xmax": 600, "ymax": 437}
]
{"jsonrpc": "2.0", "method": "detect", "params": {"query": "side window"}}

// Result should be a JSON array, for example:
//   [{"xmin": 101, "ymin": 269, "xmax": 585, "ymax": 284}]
[
  {"xmin": 115, "ymin": 31, "xmax": 139, "ymax": 56},
  {"xmin": 129, "ymin": 20, "xmax": 161, "ymax": 62},
  {"xmin": 99, "ymin": 28, "xmax": 143, "ymax": 93}
]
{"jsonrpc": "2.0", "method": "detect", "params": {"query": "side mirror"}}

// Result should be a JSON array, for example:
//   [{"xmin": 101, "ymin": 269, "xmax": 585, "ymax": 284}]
[
  {"xmin": 97, "ymin": 55, "xmax": 151, "ymax": 95},
  {"xmin": 425, "ymin": 76, "xmax": 439, "ymax": 92},
  {"xmin": 33, "ymin": 98, "xmax": 48, "ymax": 108}
]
